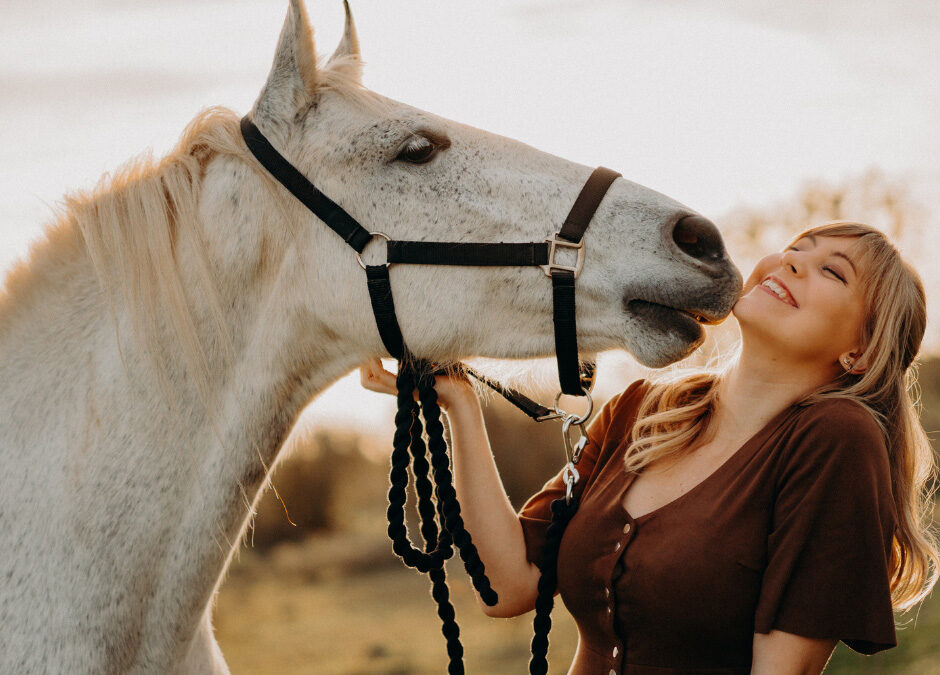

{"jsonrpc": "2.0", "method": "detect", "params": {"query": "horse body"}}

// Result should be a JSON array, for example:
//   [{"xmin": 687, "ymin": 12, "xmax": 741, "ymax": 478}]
[{"xmin": 0, "ymin": 2, "xmax": 741, "ymax": 672}]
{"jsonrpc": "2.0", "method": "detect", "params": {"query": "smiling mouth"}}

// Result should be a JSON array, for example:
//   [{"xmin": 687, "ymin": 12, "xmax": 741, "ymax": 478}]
[{"xmin": 758, "ymin": 284, "xmax": 797, "ymax": 307}]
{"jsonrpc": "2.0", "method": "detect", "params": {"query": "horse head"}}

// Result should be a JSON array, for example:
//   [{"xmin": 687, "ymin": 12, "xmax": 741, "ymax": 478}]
[{"xmin": 235, "ymin": 0, "xmax": 742, "ymax": 372}]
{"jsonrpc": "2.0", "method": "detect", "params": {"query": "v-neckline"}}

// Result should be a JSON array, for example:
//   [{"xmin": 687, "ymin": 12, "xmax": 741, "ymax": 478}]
[{"xmin": 620, "ymin": 400, "xmax": 801, "ymax": 523}]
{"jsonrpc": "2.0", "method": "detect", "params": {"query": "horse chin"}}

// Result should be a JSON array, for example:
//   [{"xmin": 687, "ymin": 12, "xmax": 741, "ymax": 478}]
[{"xmin": 622, "ymin": 300, "xmax": 706, "ymax": 367}]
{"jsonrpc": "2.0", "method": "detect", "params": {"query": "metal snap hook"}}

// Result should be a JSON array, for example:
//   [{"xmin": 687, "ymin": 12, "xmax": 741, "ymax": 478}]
[
  {"xmin": 563, "ymin": 462, "xmax": 580, "ymax": 504},
  {"xmin": 562, "ymin": 415, "xmax": 589, "ymax": 466}
]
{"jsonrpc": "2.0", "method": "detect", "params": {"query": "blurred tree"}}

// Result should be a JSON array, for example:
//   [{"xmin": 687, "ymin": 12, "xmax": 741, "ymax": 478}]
[{"xmin": 721, "ymin": 167, "xmax": 927, "ymax": 259}]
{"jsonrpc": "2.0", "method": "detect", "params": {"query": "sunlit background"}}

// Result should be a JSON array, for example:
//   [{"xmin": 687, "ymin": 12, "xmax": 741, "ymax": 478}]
[{"xmin": 2, "ymin": 1, "xmax": 938, "ymax": 672}]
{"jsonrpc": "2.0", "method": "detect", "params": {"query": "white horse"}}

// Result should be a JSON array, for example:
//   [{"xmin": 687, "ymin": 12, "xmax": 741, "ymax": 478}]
[{"xmin": 0, "ymin": 1, "xmax": 741, "ymax": 672}]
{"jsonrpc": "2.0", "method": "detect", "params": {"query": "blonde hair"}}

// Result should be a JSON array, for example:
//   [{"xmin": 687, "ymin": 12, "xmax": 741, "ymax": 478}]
[{"xmin": 624, "ymin": 221, "xmax": 938, "ymax": 613}]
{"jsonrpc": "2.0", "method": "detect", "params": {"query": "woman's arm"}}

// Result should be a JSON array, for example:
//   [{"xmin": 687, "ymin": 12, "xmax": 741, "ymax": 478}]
[
  {"xmin": 751, "ymin": 630, "xmax": 838, "ymax": 674},
  {"xmin": 359, "ymin": 359, "xmax": 541, "ymax": 617}
]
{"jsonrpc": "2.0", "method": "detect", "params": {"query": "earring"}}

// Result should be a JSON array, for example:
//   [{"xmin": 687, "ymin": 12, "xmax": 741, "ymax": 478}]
[{"xmin": 841, "ymin": 355, "xmax": 855, "ymax": 372}]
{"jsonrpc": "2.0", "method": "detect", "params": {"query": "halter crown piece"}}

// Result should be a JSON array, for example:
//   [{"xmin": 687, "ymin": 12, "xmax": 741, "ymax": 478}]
[{"xmin": 240, "ymin": 116, "xmax": 620, "ymax": 674}]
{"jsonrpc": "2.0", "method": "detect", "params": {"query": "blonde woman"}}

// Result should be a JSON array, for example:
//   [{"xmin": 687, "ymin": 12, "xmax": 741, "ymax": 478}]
[{"xmin": 360, "ymin": 221, "xmax": 937, "ymax": 674}]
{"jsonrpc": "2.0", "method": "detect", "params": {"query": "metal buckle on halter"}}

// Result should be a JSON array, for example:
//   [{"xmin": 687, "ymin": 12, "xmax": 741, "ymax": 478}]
[
  {"xmin": 356, "ymin": 231, "xmax": 393, "ymax": 269},
  {"xmin": 541, "ymin": 233, "xmax": 585, "ymax": 279}
]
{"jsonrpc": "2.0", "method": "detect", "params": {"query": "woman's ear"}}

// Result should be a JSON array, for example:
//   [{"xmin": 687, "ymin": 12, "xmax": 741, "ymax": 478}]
[{"xmin": 840, "ymin": 349, "xmax": 869, "ymax": 375}]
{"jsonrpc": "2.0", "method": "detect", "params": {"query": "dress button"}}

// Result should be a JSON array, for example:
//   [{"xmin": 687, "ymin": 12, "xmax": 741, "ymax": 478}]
[
  {"xmin": 606, "ymin": 606, "xmax": 612, "ymax": 615},
  {"xmin": 612, "ymin": 646, "xmax": 619, "ymax": 657},
  {"xmin": 614, "ymin": 542, "xmax": 622, "ymax": 551},
  {"xmin": 609, "ymin": 670, "xmax": 617, "ymax": 675},
  {"xmin": 604, "ymin": 587, "xmax": 611, "ymax": 599},
  {"xmin": 623, "ymin": 522, "xmax": 632, "ymax": 534}
]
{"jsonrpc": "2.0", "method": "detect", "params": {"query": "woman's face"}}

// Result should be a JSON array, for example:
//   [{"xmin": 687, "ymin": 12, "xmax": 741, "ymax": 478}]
[{"xmin": 733, "ymin": 234, "xmax": 868, "ymax": 373}]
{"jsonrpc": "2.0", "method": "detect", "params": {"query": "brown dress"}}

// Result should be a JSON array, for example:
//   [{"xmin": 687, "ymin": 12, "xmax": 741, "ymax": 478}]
[{"xmin": 518, "ymin": 378, "xmax": 898, "ymax": 674}]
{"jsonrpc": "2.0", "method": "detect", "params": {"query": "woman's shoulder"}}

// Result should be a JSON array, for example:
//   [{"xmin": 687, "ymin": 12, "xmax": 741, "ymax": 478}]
[
  {"xmin": 782, "ymin": 396, "xmax": 889, "ymax": 476},
  {"xmin": 598, "ymin": 377, "xmax": 651, "ymax": 424},
  {"xmin": 611, "ymin": 377, "xmax": 650, "ymax": 407},
  {"xmin": 792, "ymin": 395, "xmax": 884, "ymax": 445},
  {"xmin": 582, "ymin": 378, "xmax": 650, "ymax": 451}
]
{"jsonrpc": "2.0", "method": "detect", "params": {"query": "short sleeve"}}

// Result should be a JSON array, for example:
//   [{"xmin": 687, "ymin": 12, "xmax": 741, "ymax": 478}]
[
  {"xmin": 754, "ymin": 400, "xmax": 898, "ymax": 654},
  {"xmin": 517, "ymin": 378, "xmax": 647, "ymax": 565}
]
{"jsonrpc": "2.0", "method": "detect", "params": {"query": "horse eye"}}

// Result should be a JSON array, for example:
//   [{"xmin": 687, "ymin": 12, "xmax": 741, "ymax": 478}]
[{"xmin": 395, "ymin": 136, "xmax": 439, "ymax": 164}]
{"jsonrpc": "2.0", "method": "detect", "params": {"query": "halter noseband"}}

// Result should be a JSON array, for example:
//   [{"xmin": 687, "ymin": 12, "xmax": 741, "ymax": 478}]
[{"xmin": 239, "ymin": 115, "xmax": 620, "ymax": 674}]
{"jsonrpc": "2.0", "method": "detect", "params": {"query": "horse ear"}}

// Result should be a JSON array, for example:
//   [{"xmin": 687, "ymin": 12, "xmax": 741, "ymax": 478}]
[
  {"xmin": 252, "ymin": 0, "xmax": 319, "ymax": 124},
  {"xmin": 325, "ymin": 1, "xmax": 362, "ymax": 84}
]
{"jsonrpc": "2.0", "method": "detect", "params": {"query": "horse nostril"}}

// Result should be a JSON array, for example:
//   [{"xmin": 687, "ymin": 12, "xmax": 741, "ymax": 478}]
[{"xmin": 671, "ymin": 214, "xmax": 726, "ymax": 265}]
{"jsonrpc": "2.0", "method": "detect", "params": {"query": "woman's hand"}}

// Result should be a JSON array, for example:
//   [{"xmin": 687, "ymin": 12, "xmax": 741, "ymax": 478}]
[{"xmin": 358, "ymin": 358, "xmax": 476, "ymax": 410}]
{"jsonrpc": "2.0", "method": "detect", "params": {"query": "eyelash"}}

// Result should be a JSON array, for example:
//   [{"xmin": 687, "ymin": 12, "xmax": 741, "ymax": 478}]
[{"xmin": 785, "ymin": 246, "xmax": 846, "ymax": 283}]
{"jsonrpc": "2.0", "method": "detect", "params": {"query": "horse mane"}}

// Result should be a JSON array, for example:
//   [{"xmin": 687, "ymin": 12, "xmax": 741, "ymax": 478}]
[
  {"xmin": 0, "ymin": 61, "xmax": 386, "ymax": 406},
  {"xmin": 1, "ymin": 107, "xmax": 253, "ymax": 411}
]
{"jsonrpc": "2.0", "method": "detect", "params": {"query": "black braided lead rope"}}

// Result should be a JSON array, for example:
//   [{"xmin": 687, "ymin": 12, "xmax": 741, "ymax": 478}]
[
  {"xmin": 385, "ymin": 359, "xmax": 498, "ymax": 673},
  {"xmin": 415, "ymin": 368, "xmax": 498, "ymax": 605},
  {"xmin": 529, "ymin": 496, "xmax": 580, "ymax": 675},
  {"xmin": 386, "ymin": 364, "xmax": 450, "ymax": 571},
  {"xmin": 404, "ymin": 379, "xmax": 465, "ymax": 674}
]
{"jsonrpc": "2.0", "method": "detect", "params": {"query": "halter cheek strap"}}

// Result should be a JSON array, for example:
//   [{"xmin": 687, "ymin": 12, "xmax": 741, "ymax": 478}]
[{"xmin": 549, "ymin": 167, "xmax": 621, "ymax": 393}]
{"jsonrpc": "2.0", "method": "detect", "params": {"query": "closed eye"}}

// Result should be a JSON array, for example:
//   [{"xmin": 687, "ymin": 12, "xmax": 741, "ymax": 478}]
[
  {"xmin": 824, "ymin": 267, "xmax": 846, "ymax": 283},
  {"xmin": 786, "ymin": 246, "xmax": 847, "ymax": 284}
]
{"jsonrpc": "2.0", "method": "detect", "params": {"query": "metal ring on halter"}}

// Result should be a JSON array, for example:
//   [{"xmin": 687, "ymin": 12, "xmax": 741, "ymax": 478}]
[
  {"xmin": 553, "ymin": 387, "xmax": 594, "ymax": 426},
  {"xmin": 355, "ymin": 231, "xmax": 392, "ymax": 270}
]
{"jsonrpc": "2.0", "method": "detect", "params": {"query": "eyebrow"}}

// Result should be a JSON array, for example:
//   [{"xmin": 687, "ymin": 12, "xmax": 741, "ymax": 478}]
[{"xmin": 802, "ymin": 234, "xmax": 858, "ymax": 277}]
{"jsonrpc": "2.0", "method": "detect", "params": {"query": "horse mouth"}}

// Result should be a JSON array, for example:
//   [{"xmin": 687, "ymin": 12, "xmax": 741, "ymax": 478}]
[
  {"xmin": 624, "ymin": 299, "xmax": 726, "ymax": 348},
  {"xmin": 625, "ymin": 299, "xmax": 721, "ymax": 326}
]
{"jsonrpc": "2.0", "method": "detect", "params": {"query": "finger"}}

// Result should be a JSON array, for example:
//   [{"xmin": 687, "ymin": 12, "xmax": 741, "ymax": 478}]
[
  {"xmin": 361, "ymin": 359, "xmax": 402, "ymax": 396},
  {"xmin": 360, "ymin": 359, "xmax": 387, "ymax": 391},
  {"xmin": 363, "ymin": 358, "xmax": 386, "ymax": 382},
  {"xmin": 363, "ymin": 357, "xmax": 382, "ymax": 379},
  {"xmin": 372, "ymin": 360, "xmax": 396, "ymax": 388}
]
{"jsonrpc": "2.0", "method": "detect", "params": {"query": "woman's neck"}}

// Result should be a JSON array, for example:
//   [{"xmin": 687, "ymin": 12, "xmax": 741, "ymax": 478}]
[{"xmin": 712, "ymin": 343, "xmax": 833, "ymax": 439}]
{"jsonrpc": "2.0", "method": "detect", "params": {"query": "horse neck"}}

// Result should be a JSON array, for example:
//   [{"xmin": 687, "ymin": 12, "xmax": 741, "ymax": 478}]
[{"xmin": 0, "ymin": 154, "xmax": 371, "ymax": 670}]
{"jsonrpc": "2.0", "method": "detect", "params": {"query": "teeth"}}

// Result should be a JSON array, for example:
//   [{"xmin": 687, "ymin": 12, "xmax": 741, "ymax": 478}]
[{"xmin": 761, "ymin": 279, "xmax": 793, "ymax": 305}]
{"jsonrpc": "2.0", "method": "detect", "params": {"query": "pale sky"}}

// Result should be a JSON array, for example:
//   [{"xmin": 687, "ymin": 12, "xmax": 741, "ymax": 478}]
[{"xmin": 1, "ymin": 0, "xmax": 937, "ymax": 431}]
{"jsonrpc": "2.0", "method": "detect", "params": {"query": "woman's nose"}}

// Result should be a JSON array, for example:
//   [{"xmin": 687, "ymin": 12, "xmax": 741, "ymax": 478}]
[{"xmin": 779, "ymin": 250, "xmax": 801, "ymax": 274}]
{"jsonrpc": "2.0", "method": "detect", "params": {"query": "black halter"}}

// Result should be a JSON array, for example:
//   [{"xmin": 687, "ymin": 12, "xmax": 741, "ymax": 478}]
[
  {"xmin": 240, "ymin": 115, "xmax": 619, "ymax": 673},
  {"xmin": 239, "ymin": 116, "xmax": 619, "ymax": 399}
]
